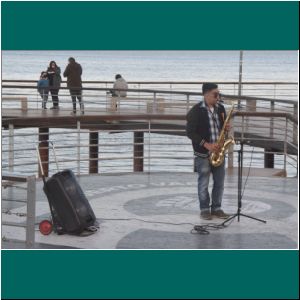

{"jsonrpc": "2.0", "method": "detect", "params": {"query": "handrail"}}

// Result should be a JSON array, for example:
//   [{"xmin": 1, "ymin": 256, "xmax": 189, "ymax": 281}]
[
  {"xmin": 2, "ymin": 111, "xmax": 298, "ymax": 126},
  {"xmin": 2, "ymin": 112, "xmax": 297, "ymax": 177},
  {"xmin": 2, "ymin": 79, "xmax": 298, "ymax": 85},
  {"xmin": 2, "ymin": 173, "xmax": 28, "ymax": 182},
  {"xmin": 2, "ymin": 84, "xmax": 298, "ymax": 105}
]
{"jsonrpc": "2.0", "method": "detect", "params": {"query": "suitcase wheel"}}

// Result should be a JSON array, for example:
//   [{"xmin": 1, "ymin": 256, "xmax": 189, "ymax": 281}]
[{"xmin": 39, "ymin": 220, "xmax": 53, "ymax": 235}]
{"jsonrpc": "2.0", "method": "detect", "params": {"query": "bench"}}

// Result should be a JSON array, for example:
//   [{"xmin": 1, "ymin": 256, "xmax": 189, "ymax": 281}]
[
  {"xmin": 107, "ymin": 96, "xmax": 165, "ymax": 113},
  {"xmin": 2, "ymin": 96, "xmax": 28, "ymax": 111}
]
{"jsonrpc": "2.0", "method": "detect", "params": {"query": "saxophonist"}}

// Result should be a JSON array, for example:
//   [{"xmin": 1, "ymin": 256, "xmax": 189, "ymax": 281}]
[{"xmin": 186, "ymin": 83, "xmax": 230, "ymax": 220}]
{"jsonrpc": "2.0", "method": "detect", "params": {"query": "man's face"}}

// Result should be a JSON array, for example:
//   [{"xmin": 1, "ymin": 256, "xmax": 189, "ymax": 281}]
[{"xmin": 204, "ymin": 88, "xmax": 220, "ymax": 105}]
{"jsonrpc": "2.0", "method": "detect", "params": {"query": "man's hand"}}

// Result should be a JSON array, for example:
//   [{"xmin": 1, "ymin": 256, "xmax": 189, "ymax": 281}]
[{"xmin": 204, "ymin": 142, "xmax": 220, "ymax": 152}]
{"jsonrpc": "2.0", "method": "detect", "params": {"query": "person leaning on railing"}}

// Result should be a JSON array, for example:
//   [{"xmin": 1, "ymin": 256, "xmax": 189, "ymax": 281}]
[
  {"xmin": 110, "ymin": 74, "xmax": 128, "ymax": 97},
  {"xmin": 106, "ymin": 74, "xmax": 128, "ymax": 111},
  {"xmin": 63, "ymin": 57, "xmax": 84, "ymax": 115},
  {"xmin": 186, "ymin": 82, "xmax": 231, "ymax": 221},
  {"xmin": 47, "ymin": 61, "xmax": 62, "ymax": 110}
]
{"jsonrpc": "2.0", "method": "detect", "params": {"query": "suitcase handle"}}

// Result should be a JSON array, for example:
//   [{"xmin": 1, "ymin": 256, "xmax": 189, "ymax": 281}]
[{"xmin": 36, "ymin": 141, "xmax": 60, "ymax": 182}]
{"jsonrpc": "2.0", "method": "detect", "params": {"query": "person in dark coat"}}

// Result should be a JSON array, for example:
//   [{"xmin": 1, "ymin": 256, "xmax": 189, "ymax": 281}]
[
  {"xmin": 47, "ymin": 61, "xmax": 61, "ymax": 109},
  {"xmin": 63, "ymin": 57, "xmax": 84, "ymax": 115}
]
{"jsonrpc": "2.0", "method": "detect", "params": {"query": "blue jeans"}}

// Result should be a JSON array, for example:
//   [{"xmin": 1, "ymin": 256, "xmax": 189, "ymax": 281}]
[{"xmin": 195, "ymin": 156, "xmax": 225, "ymax": 212}]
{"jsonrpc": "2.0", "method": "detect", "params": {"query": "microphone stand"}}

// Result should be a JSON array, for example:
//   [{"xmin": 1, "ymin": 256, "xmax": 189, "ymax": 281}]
[{"xmin": 223, "ymin": 140, "xmax": 266, "ymax": 225}]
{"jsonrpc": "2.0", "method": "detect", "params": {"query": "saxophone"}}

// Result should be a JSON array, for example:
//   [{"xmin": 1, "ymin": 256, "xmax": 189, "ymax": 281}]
[{"xmin": 209, "ymin": 104, "xmax": 235, "ymax": 167}]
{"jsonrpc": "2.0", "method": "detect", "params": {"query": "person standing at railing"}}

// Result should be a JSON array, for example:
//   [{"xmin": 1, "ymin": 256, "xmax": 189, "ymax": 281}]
[
  {"xmin": 37, "ymin": 72, "xmax": 49, "ymax": 109},
  {"xmin": 47, "ymin": 61, "xmax": 62, "ymax": 109},
  {"xmin": 63, "ymin": 57, "xmax": 84, "ymax": 115},
  {"xmin": 109, "ymin": 74, "xmax": 128, "ymax": 97},
  {"xmin": 186, "ymin": 82, "xmax": 230, "ymax": 221},
  {"xmin": 107, "ymin": 74, "xmax": 128, "ymax": 111}
]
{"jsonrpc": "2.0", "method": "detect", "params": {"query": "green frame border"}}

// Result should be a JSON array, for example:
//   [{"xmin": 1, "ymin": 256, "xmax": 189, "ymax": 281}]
[
  {"xmin": 1, "ymin": 1, "xmax": 299, "ymax": 50},
  {"xmin": 1, "ymin": 1, "xmax": 299, "ymax": 299},
  {"xmin": 2, "ymin": 250, "xmax": 299, "ymax": 299}
]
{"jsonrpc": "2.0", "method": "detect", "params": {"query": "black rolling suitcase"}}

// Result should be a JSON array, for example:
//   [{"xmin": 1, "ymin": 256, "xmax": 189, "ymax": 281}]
[{"xmin": 37, "ymin": 142, "xmax": 98, "ymax": 235}]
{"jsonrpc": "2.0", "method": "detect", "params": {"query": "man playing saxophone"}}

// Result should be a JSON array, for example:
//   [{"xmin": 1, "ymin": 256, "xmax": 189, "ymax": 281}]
[{"xmin": 186, "ymin": 83, "xmax": 231, "ymax": 220}]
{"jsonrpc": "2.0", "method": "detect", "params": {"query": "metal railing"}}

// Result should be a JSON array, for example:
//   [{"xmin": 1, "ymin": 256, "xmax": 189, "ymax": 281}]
[
  {"xmin": 1, "ymin": 82, "xmax": 298, "ymax": 177},
  {"xmin": 1, "ymin": 115, "xmax": 298, "ymax": 177},
  {"xmin": 2, "ymin": 80, "xmax": 298, "ymax": 100},
  {"xmin": 2, "ymin": 173, "xmax": 36, "ymax": 248},
  {"xmin": 2, "ymin": 84, "xmax": 298, "ymax": 115}
]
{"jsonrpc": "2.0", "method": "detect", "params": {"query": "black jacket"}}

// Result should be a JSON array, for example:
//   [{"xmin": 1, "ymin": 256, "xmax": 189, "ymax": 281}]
[
  {"xmin": 186, "ymin": 101, "xmax": 226, "ymax": 157},
  {"xmin": 63, "ymin": 62, "xmax": 82, "ymax": 88},
  {"xmin": 47, "ymin": 67, "xmax": 61, "ymax": 88}
]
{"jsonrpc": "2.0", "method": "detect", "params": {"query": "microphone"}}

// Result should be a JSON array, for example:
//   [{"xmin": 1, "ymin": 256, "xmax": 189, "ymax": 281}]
[{"xmin": 218, "ymin": 93, "xmax": 224, "ymax": 103}]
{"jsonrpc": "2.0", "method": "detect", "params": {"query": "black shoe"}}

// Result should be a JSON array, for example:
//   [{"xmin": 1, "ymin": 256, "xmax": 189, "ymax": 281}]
[
  {"xmin": 211, "ymin": 209, "xmax": 230, "ymax": 219},
  {"xmin": 200, "ymin": 211, "xmax": 213, "ymax": 220},
  {"xmin": 50, "ymin": 106, "xmax": 59, "ymax": 110}
]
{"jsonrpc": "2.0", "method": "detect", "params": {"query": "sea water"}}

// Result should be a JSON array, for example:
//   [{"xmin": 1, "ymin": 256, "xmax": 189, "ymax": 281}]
[{"xmin": 1, "ymin": 51, "xmax": 298, "ymax": 176}]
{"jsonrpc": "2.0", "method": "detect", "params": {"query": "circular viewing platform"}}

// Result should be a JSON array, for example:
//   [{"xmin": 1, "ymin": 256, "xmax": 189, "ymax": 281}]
[{"xmin": 2, "ymin": 172, "xmax": 298, "ymax": 249}]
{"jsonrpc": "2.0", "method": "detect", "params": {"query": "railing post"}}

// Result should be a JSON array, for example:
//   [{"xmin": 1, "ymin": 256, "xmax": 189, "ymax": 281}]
[
  {"xmin": 89, "ymin": 131, "xmax": 99, "ymax": 174},
  {"xmin": 296, "ymin": 155, "xmax": 298, "ymax": 177},
  {"xmin": 38, "ymin": 128, "xmax": 49, "ymax": 177},
  {"xmin": 133, "ymin": 131, "xmax": 144, "ymax": 172},
  {"xmin": 105, "ymin": 89, "xmax": 108, "ymax": 111},
  {"xmin": 238, "ymin": 50, "xmax": 243, "ymax": 108},
  {"xmin": 270, "ymin": 100, "xmax": 274, "ymax": 139},
  {"xmin": 284, "ymin": 118, "xmax": 288, "ymax": 175},
  {"xmin": 8, "ymin": 124, "xmax": 14, "ymax": 172},
  {"xmin": 148, "ymin": 120, "xmax": 151, "ymax": 173},
  {"xmin": 245, "ymin": 99, "xmax": 256, "ymax": 133},
  {"xmin": 227, "ymin": 118, "xmax": 234, "ymax": 168},
  {"xmin": 153, "ymin": 92, "xmax": 157, "ymax": 112},
  {"xmin": 241, "ymin": 115, "xmax": 245, "ymax": 141},
  {"xmin": 264, "ymin": 149, "xmax": 274, "ymax": 169},
  {"xmin": 77, "ymin": 121, "xmax": 81, "ymax": 175},
  {"xmin": 293, "ymin": 103, "xmax": 298, "ymax": 144},
  {"xmin": 138, "ymin": 83, "xmax": 141, "ymax": 111},
  {"xmin": 186, "ymin": 94, "xmax": 190, "ymax": 112},
  {"xmin": 246, "ymin": 99, "xmax": 257, "ymax": 112},
  {"xmin": 26, "ymin": 175, "xmax": 36, "ymax": 249}
]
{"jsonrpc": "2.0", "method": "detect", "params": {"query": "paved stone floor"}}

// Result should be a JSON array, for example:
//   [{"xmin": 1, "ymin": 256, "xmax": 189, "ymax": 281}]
[{"xmin": 2, "ymin": 172, "xmax": 298, "ymax": 249}]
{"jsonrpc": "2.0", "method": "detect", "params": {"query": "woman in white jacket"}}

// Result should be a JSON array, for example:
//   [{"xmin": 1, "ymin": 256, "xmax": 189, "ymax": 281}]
[{"xmin": 111, "ymin": 74, "xmax": 128, "ymax": 97}]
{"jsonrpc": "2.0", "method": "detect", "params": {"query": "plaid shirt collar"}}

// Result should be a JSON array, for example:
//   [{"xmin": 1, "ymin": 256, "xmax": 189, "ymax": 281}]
[
  {"xmin": 199, "ymin": 100, "xmax": 220, "ymax": 143},
  {"xmin": 199, "ymin": 100, "xmax": 220, "ymax": 110}
]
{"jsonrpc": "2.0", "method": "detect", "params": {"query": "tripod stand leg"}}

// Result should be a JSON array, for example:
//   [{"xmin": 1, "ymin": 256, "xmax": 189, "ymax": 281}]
[
  {"xmin": 222, "ymin": 214, "xmax": 237, "ymax": 225},
  {"xmin": 221, "ymin": 143, "xmax": 267, "ymax": 228},
  {"xmin": 221, "ymin": 212, "xmax": 267, "ymax": 226},
  {"xmin": 239, "ymin": 213, "xmax": 266, "ymax": 223}
]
